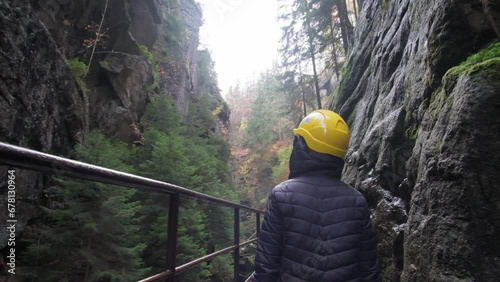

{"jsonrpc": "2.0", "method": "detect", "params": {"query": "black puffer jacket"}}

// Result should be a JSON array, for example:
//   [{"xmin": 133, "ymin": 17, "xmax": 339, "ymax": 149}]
[{"xmin": 250, "ymin": 137, "xmax": 378, "ymax": 282}]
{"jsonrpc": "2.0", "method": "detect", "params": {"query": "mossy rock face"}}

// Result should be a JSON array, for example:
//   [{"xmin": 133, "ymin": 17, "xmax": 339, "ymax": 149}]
[
  {"xmin": 443, "ymin": 42, "xmax": 500, "ymax": 92},
  {"xmin": 403, "ymin": 70, "xmax": 500, "ymax": 281},
  {"xmin": 401, "ymin": 45, "xmax": 500, "ymax": 282},
  {"xmin": 332, "ymin": 0, "xmax": 500, "ymax": 281},
  {"xmin": 65, "ymin": 58, "xmax": 89, "ymax": 96}
]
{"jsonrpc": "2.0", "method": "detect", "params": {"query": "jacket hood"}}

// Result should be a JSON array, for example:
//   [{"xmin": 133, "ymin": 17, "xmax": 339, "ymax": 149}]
[{"xmin": 288, "ymin": 135, "xmax": 345, "ymax": 179}]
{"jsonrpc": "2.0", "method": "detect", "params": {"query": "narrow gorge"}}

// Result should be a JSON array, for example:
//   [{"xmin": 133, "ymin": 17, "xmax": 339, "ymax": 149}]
[{"xmin": 1, "ymin": 0, "xmax": 499, "ymax": 281}]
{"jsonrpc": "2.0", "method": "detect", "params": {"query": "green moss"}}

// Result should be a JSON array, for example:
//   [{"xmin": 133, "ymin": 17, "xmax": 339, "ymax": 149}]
[
  {"xmin": 405, "ymin": 124, "xmax": 419, "ymax": 140},
  {"xmin": 139, "ymin": 45, "xmax": 154, "ymax": 65},
  {"xmin": 428, "ymin": 86, "xmax": 446, "ymax": 124},
  {"xmin": 334, "ymin": 66, "xmax": 350, "ymax": 101},
  {"xmin": 161, "ymin": 9, "xmax": 186, "ymax": 46},
  {"xmin": 443, "ymin": 42, "xmax": 500, "ymax": 90},
  {"xmin": 65, "ymin": 58, "xmax": 88, "ymax": 96},
  {"xmin": 381, "ymin": 0, "xmax": 390, "ymax": 10},
  {"xmin": 139, "ymin": 45, "xmax": 159, "ymax": 91}
]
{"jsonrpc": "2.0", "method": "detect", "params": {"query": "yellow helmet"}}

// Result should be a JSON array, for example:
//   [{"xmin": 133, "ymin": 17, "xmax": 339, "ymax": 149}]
[{"xmin": 293, "ymin": 109, "xmax": 350, "ymax": 159}]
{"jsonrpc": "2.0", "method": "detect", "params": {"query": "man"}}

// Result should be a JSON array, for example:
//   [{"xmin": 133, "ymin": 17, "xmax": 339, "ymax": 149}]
[{"xmin": 250, "ymin": 110, "xmax": 378, "ymax": 282}]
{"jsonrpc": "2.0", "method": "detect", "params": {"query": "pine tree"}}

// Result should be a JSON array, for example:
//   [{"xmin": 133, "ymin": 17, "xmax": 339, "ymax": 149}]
[
  {"xmin": 135, "ymin": 93, "xmax": 237, "ymax": 281},
  {"xmin": 19, "ymin": 131, "xmax": 149, "ymax": 282},
  {"xmin": 244, "ymin": 67, "xmax": 295, "ymax": 151},
  {"xmin": 278, "ymin": 0, "xmax": 356, "ymax": 108}
]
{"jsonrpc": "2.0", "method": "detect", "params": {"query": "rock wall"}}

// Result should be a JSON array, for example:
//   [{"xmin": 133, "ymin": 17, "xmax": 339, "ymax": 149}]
[
  {"xmin": 0, "ymin": 0, "xmax": 85, "ymax": 248},
  {"xmin": 29, "ymin": 0, "xmax": 159, "ymax": 142},
  {"xmin": 332, "ymin": 0, "xmax": 500, "ymax": 281},
  {"xmin": 28, "ymin": 0, "xmax": 205, "ymax": 141},
  {"xmin": 0, "ymin": 0, "xmax": 220, "ymax": 251},
  {"xmin": 154, "ymin": 0, "xmax": 204, "ymax": 120}
]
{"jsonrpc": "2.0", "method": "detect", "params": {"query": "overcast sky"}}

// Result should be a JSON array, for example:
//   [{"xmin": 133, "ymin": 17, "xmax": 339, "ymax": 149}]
[{"xmin": 197, "ymin": 0, "xmax": 280, "ymax": 97}]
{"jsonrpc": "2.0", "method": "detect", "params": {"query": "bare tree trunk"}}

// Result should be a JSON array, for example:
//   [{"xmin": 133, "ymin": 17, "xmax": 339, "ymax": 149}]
[
  {"xmin": 303, "ymin": 0, "xmax": 322, "ymax": 109},
  {"xmin": 308, "ymin": 42, "xmax": 322, "ymax": 109},
  {"xmin": 352, "ymin": 0, "xmax": 359, "ymax": 22},
  {"xmin": 298, "ymin": 62, "xmax": 307, "ymax": 117},
  {"xmin": 329, "ymin": 15, "xmax": 340, "ymax": 78},
  {"xmin": 336, "ymin": 0, "xmax": 354, "ymax": 53}
]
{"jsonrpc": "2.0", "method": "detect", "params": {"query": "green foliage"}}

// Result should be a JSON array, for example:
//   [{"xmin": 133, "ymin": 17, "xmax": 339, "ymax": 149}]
[
  {"xmin": 443, "ymin": 42, "xmax": 500, "ymax": 91},
  {"xmin": 197, "ymin": 49, "xmax": 219, "ymax": 89},
  {"xmin": 243, "ymin": 68, "xmax": 296, "ymax": 151},
  {"xmin": 189, "ymin": 94, "xmax": 219, "ymax": 138},
  {"xmin": 278, "ymin": 0, "xmax": 349, "ymax": 75},
  {"xmin": 136, "ymin": 93, "xmax": 237, "ymax": 280},
  {"xmin": 148, "ymin": 130, "xmax": 195, "ymax": 185},
  {"xmin": 142, "ymin": 94, "xmax": 185, "ymax": 135},
  {"xmin": 330, "ymin": 65, "xmax": 350, "ymax": 109},
  {"xmin": 272, "ymin": 144, "xmax": 293, "ymax": 182},
  {"xmin": 154, "ymin": 2, "xmax": 186, "ymax": 63},
  {"xmin": 227, "ymin": 65, "xmax": 304, "ymax": 215},
  {"xmin": 65, "ymin": 58, "xmax": 88, "ymax": 95},
  {"xmin": 139, "ymin": 45, "xmax": 155, "ymax": 65},
  {"xmin": 428, "ymin": 87, "xmax": 446, "ymax": 124},
  {"xmin": 176, "ymin": 201, "xmax": 211, "ymax": 281},
  {"xmin": 18, "ymin": 91, "xmax": 238, "ymax": 281},
  {"xmin": 139, "ymin": 45, "xmax": 159, "ymax": 91},
  {"xmin": 381, "ymin": 0, "xmax": 390, "ymax": 10},
  {"xmin": 17, "ymin": 6, "xmax": 243, "ymax": 280},
  {"xmin": 405, "ymin": 124, "xmax": 419, "ymax": 140},
  {"xmin": 164, "ymin": 14, "xmax": 185, "ymax": 43},
  {"xmin": 444, "ymin": 42, "xmax": 500, "ymax": 79},
  {"xmin": 191, "ymin": 49, "xmax": 231, "ymax": 140},
  {"xmin": 210, "ymin": 254, "xmax": 234, "ymax": 282},
  {"xmin": 19, "ymin": 131, "xmax": 149, "ymax": 282},
  {"xmin": 19, "ymin": 90, "xmax": 237, "ymax": 281},
  {"xmin": 66, "ymin": 58, "xmax": 87, "ymax": 77}
]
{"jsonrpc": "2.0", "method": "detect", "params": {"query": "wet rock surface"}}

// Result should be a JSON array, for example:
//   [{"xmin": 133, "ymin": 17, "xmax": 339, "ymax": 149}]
[{"xmin": 334, "ymin": 0, "xmax": 500, "ymax": 280}]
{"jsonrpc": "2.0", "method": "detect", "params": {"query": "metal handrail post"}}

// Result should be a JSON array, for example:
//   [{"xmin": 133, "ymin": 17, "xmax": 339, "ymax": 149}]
[
  {"xmin": 233, "ymin": 207, "xmax": 240, "ymax": 282},
  {"xmin": 166, "ymin": 193, "xmax": 180, "ymax": 282}
]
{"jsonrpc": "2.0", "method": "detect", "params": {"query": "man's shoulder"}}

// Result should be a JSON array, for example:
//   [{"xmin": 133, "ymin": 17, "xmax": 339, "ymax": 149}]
[
  {"xmin": 270, "ymin": 178, "xmax": 307, "ymax": 193},
  {"xmin": 268, "ymin": 177, "xmax": 368, "ymax": 214},
  {"xmin": 272, "ymin": 176, "xmax": 360, "ymax": 194}
]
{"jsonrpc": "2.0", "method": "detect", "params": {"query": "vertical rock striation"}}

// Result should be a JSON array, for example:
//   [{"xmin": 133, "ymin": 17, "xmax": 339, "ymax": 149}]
[
  {"xmin": 156, "ymin": 0, "xmax": 203, "ymax": 120},
  {"xmin": 0, "ymin": 0, "xmax": 85, "ymax": 248},
  {"xmin": 332, "ymin": 0, "xmax": 500, "ymax": 280}
]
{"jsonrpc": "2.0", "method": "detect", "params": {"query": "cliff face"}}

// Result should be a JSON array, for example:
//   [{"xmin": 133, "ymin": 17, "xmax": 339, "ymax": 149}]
[
  {"xmin": 332, "ymin": 0, "xmax": 500, "ymax": 281},
  {"xmin": 30, "ymin": 0, "xmax": 157, "ymax": 142},
  {"xmin": 0, "ymin": 0, "xmax": 85, "ymax": 249},
  {"xmin": 170, "ymin": 0, "xmax": 204, "ymax": 118},
  {"xmin": 0, "ymin": 0, "xmax": 227, "ymax": 249},
  {"xmin": 28, "ymin": 0, "xmax": 211, "ymax": 140}
]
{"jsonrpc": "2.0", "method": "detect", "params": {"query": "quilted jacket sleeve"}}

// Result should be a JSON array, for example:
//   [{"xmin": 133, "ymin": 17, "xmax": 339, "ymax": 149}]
[
  {"xmin": 359, "ymin": 204, "xmax": 379, "ymax": 281},
  {"xmin": 250, "ymin": 190, "xmax": 283, "ymax": 282}
]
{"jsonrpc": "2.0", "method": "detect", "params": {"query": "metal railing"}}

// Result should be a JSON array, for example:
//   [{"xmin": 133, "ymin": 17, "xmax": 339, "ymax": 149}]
[{"xmin": 0, "ymin": 142, "xmax": 263, "ymax": 282}]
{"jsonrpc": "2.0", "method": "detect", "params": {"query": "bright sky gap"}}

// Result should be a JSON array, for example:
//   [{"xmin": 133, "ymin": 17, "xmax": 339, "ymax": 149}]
[{"xmin": 198, "ymin": 0, "xmax": 280, "ymax": 97}]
